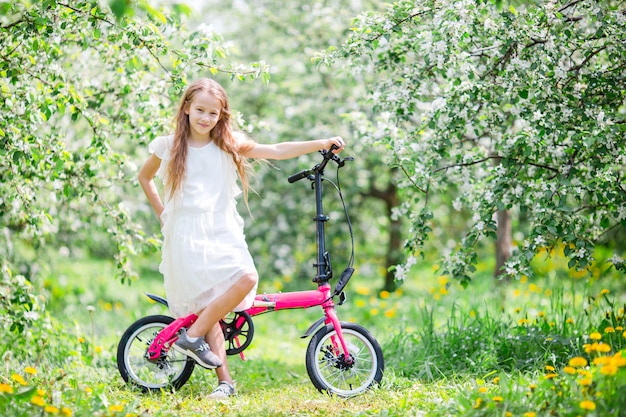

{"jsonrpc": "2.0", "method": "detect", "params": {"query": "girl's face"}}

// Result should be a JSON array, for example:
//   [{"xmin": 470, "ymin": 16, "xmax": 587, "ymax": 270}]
[{"xmin": 185, "ymin": 91, "xmax": 222, "ymax": 141}]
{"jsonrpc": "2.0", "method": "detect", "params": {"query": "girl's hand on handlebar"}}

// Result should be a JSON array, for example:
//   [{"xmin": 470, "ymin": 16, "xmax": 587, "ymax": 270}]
[{"xmin": 325, "ymin": 136, "xmax": 345, "ymax": 153}]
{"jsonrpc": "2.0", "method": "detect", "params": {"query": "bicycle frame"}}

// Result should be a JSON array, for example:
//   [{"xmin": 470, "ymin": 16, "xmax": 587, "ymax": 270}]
[{"xmin": 146, "ymin": 148, "xmax": 354, "ymax": 364}]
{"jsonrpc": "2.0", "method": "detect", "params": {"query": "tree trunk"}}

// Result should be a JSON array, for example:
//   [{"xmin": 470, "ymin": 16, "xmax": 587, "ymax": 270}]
[
  {"xmin": 494, "ymin": 208, "xmax": 512, "ymax": 279},
  {"xmin": 365, "ymin": 171, "xmax": 403, "ymax": 292}
]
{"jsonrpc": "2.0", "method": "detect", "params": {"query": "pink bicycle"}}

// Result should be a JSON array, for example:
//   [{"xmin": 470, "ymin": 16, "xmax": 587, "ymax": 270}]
[{"xmin": 116, "ymin": 147, "xmax": 384, "ymax": 397}]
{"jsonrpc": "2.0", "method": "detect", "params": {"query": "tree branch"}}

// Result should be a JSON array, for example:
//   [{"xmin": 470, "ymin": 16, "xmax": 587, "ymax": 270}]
[
  {"xmin": 433, "ymin": 156, "xmax": 497, "ymax": 173},
  {"xmin": 569, "ymin": 45, "xmax": 608, "ymax": 73},
  {"xmin": 433, "ymin": 155, "xmax": 562, "ymax": 175},
  {"xmin": 397, "ymin": 164, "xmax": 428, "ymax": 194},
  {"xmin": 558, "ymin": 0, "xmax": 585, "ymax": 12},
  {"xmin": 0, "ymin": 18, "xmax": 25, "ymax": 30},
  {"xmin": 366, "ymin": 8, "xmax": 438, "ymax": 42}
]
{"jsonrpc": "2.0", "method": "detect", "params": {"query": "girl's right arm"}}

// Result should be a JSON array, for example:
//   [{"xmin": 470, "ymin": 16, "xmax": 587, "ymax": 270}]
[{"xmin": 138, "ymin": 154, "xmax": 165, "ymax": 223}]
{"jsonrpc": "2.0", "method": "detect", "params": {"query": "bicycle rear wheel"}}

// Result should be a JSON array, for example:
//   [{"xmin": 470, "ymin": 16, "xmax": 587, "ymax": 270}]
[
  {"xmin": 117, "ymin": 315, "xmax": 195, "ymax": 392},
  {"xmin": 305, "ymin": 322, "xmax": 384, "ymax": 397}
]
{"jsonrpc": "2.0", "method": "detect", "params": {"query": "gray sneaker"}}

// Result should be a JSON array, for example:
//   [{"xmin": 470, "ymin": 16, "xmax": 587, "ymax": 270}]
[
  {"xmin": 208, "ymin": 381, "xmax": 236, "ymax": 398},
  {"xmin": 173, "ymin": 329, "xmax": 223, "ymax": 369}
]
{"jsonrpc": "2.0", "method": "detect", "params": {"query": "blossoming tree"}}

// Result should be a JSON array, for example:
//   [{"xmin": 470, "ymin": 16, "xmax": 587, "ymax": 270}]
[
  {"xmin": 326, "ymin": 0, "xmax": 625, "ymax": 284},
  {"xmin": 0, "ymin": 1, "xmax": 267, "ymax": 329}
]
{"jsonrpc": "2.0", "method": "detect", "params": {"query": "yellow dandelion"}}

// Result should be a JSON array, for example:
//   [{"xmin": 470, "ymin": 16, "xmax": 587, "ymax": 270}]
[
  {"xmin": 580, "ymin": 400, "xmax": 596, "ymax": 410},
  {"xmin": 538, "ymin": 312, "xmax": 546, "ymax": 318},
  {"xmin": 578, "ymin": 369, "xmax": 592, "ymax": 377},
  {"xmin": 37, "ymin": 389, "xmax": 46, "ymax": 396},
  {"xmin": 520, "ymin": 275, "xmax": 528, "ymax": 283},
  {"xmin": 578, "ymin": 378, "xmax": 592, "ymax": 386},
  {"xmin": 600, "ymin": 365, "xmax": 618, "ymax": 376},
  {"xmin": 605, "ymin": 326, "xmax": 615, "ymax": 334},
  {"xmin": 566, "ymin": 318, "xmax": 574, "ymax": 324},
  {"xmin": 473, "ymin": 398, "xmax": 483, "ymax": 409},
  {"xmin": 95, "ymin": 346, "xmax": 103, "ymax": 354},
  {"xmin": 492, "ymin": 396, "xmax": 503, "ymax": 402},
  {"xmin": 529, "ymin": 384, "xmax": 536, "ymax": 390},
  {"xmin": 379, "ymin": 290, "xmax": 390, "ymax": 299},
  {"xmin": 505, "ymin": 413, "xmax": 512, "ymax": 417},
  {"xmin": 563, "ymin": 366, "xmax": 576, "ymax": 375},
  {"xmin": 24, "ymin": 366, "xmax": 37, "ymax": 375},
  {"xmin": 45, "ymin": 405, "xmax": 60, "ymax": 414},
  {"xmin": 623, "ymin": 330, "xmax": 626, "ymax": 339},
  {"xmin": 544, "ymin": 288, "xmax": 552, "ymax": 296},
  {"xmin": 0, "ymin": 383, "xmax": 14, "ymax": 394},
  {"xmin": 478, "ymin": 386, "xmax": 488, "ymax": 393},
  {"xmin": 513, "ymin": 289, "xmax": 521, "ymax": 297},
  {"xmin": 569, "ymin": 357, "xmax": 588, "ymax": 367},
  {"xmin": 545, "ymin": 373, "xmax": 558, "ymax": 379},
  {"xmin": 84, "ymin": 387, "xmax": 92, "ymax": 394},
  {"xmin": 61, "ymin": 407, "xmax": 73, "ymax": 417},
  {"xmin": 78, "ymin": 337, "xmax": 85, "ymax": 343},
  {"xmin": 109, "ymin": 404, "xmax": 124, "ymax": 412},
  {"xmin": 369, "ymin": 308, "xmax": 379, "ymax": 316},
  {"xmin": 545, "ymin": 365, "xmax": 555, "ymax": 372},
  {"xmin": 518, "ymin": 318, "xmax": 529, "ymax": 325},
  {"xmin": 11, "ymin": 374, "xmax": 26, "ymax": 386},
  {"xmin": 597, "ymin": 343, "xmax": 611, "ymax": 353},
  {"xmin": 593, "ymin": 356, "xmax": 610, "ymax": 366},
  {"xmin": 600, "ymin": 289, "xmax": 610, "ymax": 295},
  {"xmin": 523, "ymin": 412, "xmax": 536, "ymax": 417},
  {"xmin": 611, "ymin": 351, "xmax": 626, "ymax": 367},
  {"xmin": 383, "ymin": 309, "xmax": 396, "ymax": 319},
  {"xmin": 492, "ymin": 377, "xmax": 500, "ymax": 384},
  {"xmin": 355, "ymin": 299, "xmax": 366, "ymax": 308},
  {"xmin": 616, "ymin": 326, "xmax": 623, "ymax": 331},
  {"xmin": 355, "ymin": 286, "xmax": 370, "ymax": 295},
  {"xmin": 31, "ymin": 395, "xmax": 45, "ymax": 406},
  {"xmin": 590, "ymin": 332, "xmax": 602, "ymax": 340}
]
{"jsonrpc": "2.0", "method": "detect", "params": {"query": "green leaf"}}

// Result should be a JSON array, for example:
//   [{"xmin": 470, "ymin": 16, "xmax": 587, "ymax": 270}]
[
  {"xmin": 12, "ymin": 386, "xmax": 37, "ymax": 401},
  {"xmin": 109, "ymin": 0, "xmax": 130, "ymax": 19}
]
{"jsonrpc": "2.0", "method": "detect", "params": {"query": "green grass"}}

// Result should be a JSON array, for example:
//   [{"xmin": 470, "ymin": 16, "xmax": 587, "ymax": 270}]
[{"xmin": 2, "ymin": 246, "xmax": 626, "ymax": 416}]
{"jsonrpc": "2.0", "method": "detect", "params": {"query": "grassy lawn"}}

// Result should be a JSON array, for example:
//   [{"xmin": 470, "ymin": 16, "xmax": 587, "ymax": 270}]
[{"xmin": 2, "ymin": 246, "xmax": 625, "ymax": 416}]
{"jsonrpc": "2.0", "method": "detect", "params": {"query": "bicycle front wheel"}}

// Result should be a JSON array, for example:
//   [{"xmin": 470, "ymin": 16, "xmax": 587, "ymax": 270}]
[
  {"xmin": 117, "ymin": 315, "xmax": 195, "ymax": 392},
  {"xmin": 305, "ymin": 322, "xmax": 384, "ymax": 397}
]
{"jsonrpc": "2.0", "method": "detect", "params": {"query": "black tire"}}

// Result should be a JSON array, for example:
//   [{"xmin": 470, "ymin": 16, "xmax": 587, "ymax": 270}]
[
  {"xmin": 305, "ymin": 322, "xmax": 384, "ymax": 397},
  {"xmin": 220, "ymin": 311, "xmax": 254, "ymax": 356},
  {"xmin": 117, "ymin": 315, "xmax": 195, "ymax": 392}
]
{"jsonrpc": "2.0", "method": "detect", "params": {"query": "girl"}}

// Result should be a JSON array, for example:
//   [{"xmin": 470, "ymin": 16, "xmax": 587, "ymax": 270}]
[{"xmin": 138, "ymin": 78, "xmax": 345, "ymax": 398}]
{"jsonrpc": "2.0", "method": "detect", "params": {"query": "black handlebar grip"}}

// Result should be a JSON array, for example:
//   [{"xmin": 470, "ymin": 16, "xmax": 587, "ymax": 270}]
[{"xmin": 288, "ymin": 170, "xmax": 310, "ymax": 183}]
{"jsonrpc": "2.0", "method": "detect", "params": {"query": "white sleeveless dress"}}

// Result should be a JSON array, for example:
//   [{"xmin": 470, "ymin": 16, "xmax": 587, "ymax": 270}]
[{"xmin": 149, "ymin": 135, "xmax": 257, "ymax": 317}]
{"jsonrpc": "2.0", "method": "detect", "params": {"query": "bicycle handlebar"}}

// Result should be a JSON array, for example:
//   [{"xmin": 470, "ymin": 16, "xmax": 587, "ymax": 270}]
[{"xmin": 288, "ymin": 145, "xmax": 352, "ymax": 183}]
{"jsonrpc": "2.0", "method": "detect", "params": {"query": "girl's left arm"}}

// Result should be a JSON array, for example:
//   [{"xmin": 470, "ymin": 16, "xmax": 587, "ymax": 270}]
[{"xmin": 241, "ymin": 136, "xmax": 345, "ymax": 160}]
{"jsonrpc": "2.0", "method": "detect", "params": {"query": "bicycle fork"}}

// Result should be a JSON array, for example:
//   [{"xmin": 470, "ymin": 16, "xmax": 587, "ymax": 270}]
[{"xmin": 302, "ymin": 297, "xmax": 354, "ymax": 365}]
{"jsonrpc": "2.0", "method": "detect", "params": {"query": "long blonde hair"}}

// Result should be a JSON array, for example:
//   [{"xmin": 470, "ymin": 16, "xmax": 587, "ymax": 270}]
[{"xmin": 166, "ymin": 78, "xmax": 255, "ymax": 202}]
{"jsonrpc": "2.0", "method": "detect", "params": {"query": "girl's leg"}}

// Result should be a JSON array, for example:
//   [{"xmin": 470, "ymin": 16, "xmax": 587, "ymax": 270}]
[
  {"xmin": 186, "ymin": 272, "xmax": 257, "ymax": 338},
  {"xmin": 206, "ymin": 322, "xmax": 232, "ymax": 383}
]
